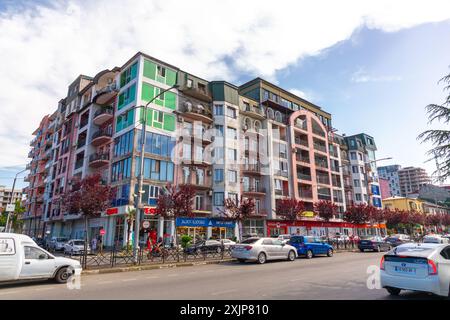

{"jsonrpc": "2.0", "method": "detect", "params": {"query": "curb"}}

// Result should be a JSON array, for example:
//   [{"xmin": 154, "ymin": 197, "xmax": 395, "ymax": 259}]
[{"xmin": 82, "ymin": 259, "xmax": 234, "ymax": 275}]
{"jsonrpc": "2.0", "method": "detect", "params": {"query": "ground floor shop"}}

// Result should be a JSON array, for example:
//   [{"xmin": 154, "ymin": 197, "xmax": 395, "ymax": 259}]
[
  {"xmin": 266, "ymin": 220, "xmax": 387, "ymax": 238},
  {"xmin": 175, "ymin": 217, "xmax": 237, "ymax": 242}
]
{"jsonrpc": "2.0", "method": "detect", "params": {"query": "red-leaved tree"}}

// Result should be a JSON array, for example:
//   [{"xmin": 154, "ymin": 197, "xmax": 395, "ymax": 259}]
[
  {"xmin": 222, "ymin": 196, "xmax": 255, "ymax": 241},
  {"xmin": 314, "ymin": 200, "xmax": 338, "ymax": 239},
  {"xmin": 275, "ymin": 198, "xmax": 306, "ymax": 221},
  {"xmin": 61, "ymin": 174, "xmax": 115, "ymax": 266},
  {"xmin": 156, "ymin": 184, "xmax": 197, "ymax": 219}
]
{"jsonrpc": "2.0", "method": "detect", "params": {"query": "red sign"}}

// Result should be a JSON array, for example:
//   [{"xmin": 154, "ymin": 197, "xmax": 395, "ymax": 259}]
[
  {"xmin": 106, "ymin": 208, "xmax": 119, "ymax": 215},
  {"xmin": 100, "ymin": 229, "xmax": 106, "ymax": 236},
  {"xmin": 144, "ymin": 207, "xmax": 157, "ymax": 215}
]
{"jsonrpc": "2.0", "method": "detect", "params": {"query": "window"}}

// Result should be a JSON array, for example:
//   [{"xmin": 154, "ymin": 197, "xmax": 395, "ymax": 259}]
[
  {"xmin": 358, "ymin": 153, "xmax": 363, "ymax": 161},
  {"xmin": 187, "ymin": 79, "xmax": 193, "ymax": 88},
  {"xmin": 196, "ymin": 168, "xmax": 205, "ymax": 185},
  {"xmin": 111, "ymin": 157, "xmax": 132, "ymax": 182},
  {"xmin": 353, "ymin": 179, "xmax": 360, "ymax": 187},
  {"xmin": 214, "ymin": 192, "xmax": 224, "ymax": 206},
  {"xmin": 355, "ymin": 193, "xmax": 362, "ymax": 201},
  {"xmin": 118, "ymin": 84, "xmax": 136, "ymax": 109},
  {"xmin": 228, "ymin": 193, "xmax": 238, "ymax": 204},
  {"xmin": 198, "ymin": 83, "xmax": 206, "ymax": 93},
  {"xmin": 228, "ymin": 170, "xmax": 237, "ymax": 183},
  {"xmin": 24, "ymin": 246, "xmax": 48, "ymax": 260},
  {"xmin": 274, "ymin": 179, "xmax": 282, "ymax": 190},
  {"xmin": 350, "ymin": 152, "xmax": 357, "ymax": 160},
  {"xmin": 153, "ymin": 110, "xmax": 163, "ymax": 124},
  {"xmin": 215, "ymin": 125, "xmax": 224, "ymax": 137},
  {"xmin": 183, "ymin": 143, "xmax": 191, "ymax": 160},
  {"xmin": 352, "ymin": 166, "xmax": 359, "ymax": 174},
  {"xmin": 214, "ymin": 169, "xmax": 224, "ymax": 183},
  {"xmin": 227, "ymin": 148, "xmax": 237, "ymax": 161},
  {"xmin": 157, "ymin": 65, "xmax": 166, "ymax": 77},
  {"xmin": 214, "ymin": 105, "xmax": 224, "ymax": 116},
  {"xmin": 227, "ymin": 127, "xmax": 237, "ymax": 140},
  {"xmin": 120, "ymin": 62, "xmax": 138, "ymax": 87},
  {"xmin": 114, "ymin": 130, "xmax": 134, "ymax": 157},
  {"xmin": 226, "ymin": 106, "xmax": 236, "ymax": 118},
  {"xmin": 195, "ymin": 195, "xmax": 204, "ymax": 210},
  {"xmin": 134, "ymin": 158, "xmax": 174, "ymax": 182}
]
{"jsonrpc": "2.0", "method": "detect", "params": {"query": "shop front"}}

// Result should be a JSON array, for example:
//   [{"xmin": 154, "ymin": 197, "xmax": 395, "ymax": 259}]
[{"xmin": 175, "ymin": 217, "xmax": 236, "ymax": 242}]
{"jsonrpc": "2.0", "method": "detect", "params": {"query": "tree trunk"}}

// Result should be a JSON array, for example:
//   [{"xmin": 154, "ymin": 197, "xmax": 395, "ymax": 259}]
[{"xmin": 83, "ymin": 215, "xmax": 88, "ymax": 269}]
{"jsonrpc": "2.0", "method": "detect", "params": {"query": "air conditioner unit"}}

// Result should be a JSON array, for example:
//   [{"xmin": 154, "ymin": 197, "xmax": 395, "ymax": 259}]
[
  {"xmin": 208, "ymin": 190, "xmax": 213, "ymax": 196},
  {"xmin": 207, "ymin": 170, "xmax": 212, "ymax": 176},
  {"xmin": 177, "ymin": 116, "xmax": 184, "ymax": 123}
]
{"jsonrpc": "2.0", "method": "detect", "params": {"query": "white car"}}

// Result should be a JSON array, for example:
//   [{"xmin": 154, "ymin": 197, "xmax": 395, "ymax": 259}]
[
  {"xmin": 231, "ymin": 237, "xmax": 297, "ymax": 264},
  {"xmin": 48, "ymin": 237, "xmax": 68, "ymax": 251},
  {"xmin": 0, "ymin": 233, "xmax": 81, "ymax": 283},
  {"xmin": 380, "ymin": 243, "xmax": 450, "ymax": 297},
  {"xmin": 220, "ymin": 239, "xmax": 236, "ymax": 249},
  {"xmin": 64, "ymin": 239, "xmax": 91, "ymax": 256},
  {"xmin": 423, "ymin": 235, "xmax": 449, "ymax": 244}
]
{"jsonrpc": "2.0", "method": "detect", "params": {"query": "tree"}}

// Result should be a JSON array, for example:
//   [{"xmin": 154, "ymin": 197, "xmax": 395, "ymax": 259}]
[
  {"xmin": 275, "ymin": 198, "xmax": 306, "ymax": 221},
  {"xmin": 61, "ymin": 174, "xmax": 115, "ymax": 266},
  {"xmin": 418, "ymin": 71, "xmax": 450, "ymax": 181},
  {"xmin": 344, "ymin": 204, "xmax": 370, "ymax": 225},
  {"xmin": 156, "ymin": 183, "xmax": 196, "ymax": 245},
  {"xmin": 221, "ymin": 196, "xmax": 255, "ymax": 241},
  {"xmin": 0, "ymin": 200, "xmax": 25, "ymax": 233},
  {"xmin": 314, "ymin": 200, "xmax": 338, "ymax": 240},
  {"xmin": 126, "ymin": 207, "xmax": 136, "ymax": 248}
]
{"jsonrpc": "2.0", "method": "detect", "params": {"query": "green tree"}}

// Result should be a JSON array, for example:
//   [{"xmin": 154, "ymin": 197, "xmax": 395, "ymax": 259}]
[{"xmin": 418, "ymin": 71, "xmax": 450, "ymax": 181}]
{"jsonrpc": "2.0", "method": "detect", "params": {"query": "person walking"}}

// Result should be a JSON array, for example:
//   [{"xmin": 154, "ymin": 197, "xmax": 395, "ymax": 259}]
[{"xmin": 91, "ymin": 237, "xmax": 97, "ymax": 254}]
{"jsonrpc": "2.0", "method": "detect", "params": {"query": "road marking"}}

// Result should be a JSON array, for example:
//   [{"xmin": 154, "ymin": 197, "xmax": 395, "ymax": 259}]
[
  {"xmin": 167, "ymin": 274, "xmax": 179, "ymax": 277},
  {"xmin": 145, "ymin": 276, "xmax": 159, "ymax": 279},
  {"xmin": 34, "ymin": 287, "xmax": 54, "ymax": 291},
  {"xmin": 0, "ymin": 290, "xmax": 19, "ymax": 296},
  {"xmin": 211, "ymin": 289, "xmax": 237, "ymax": 296},
  {"xmin": 98, "ymin": 281, "xmax": 113, "ymax": 284},
  {"xmin": 289, "ymin": 278, "xmax": 304, "ymax": 282},
  {"xmin": 121, "ymin": 278, "xmax": 137, "ymax": 282}
]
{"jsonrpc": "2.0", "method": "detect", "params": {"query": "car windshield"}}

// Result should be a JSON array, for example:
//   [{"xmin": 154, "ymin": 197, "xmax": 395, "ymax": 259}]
[
  {"xmin": 57, "ymin": 238, "xmax": 68, "ymax": 242},
  {"xmin": 241, "ymin": 238, "xmax": 259, "ymax": 244},
  {"xmin": 73, "ymin": 241, "xmax": 84, "ymax": 246},
  {"xmin": 393, "ymin": 245, "xmax": 436, "ymax": 257}
]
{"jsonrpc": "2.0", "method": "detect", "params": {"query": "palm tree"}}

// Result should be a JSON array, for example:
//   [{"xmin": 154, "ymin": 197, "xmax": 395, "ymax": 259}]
[
  {"xmin": 126, "ymin": 207, "xmax": 136, "ymax": 250},
  {"xmin": 418, "ymin": 71, "xmax": 450, "ymax": 181}
]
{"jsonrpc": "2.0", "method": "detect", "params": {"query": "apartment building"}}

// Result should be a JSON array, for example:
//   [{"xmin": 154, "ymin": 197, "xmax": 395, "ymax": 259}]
[
  {"xmin": 398, "ymin": 166, "xmax": 431, "ymax": 196},
  {"xmin": 377, "ymin": 164, "xmax": 401, "ymax": 197},
  {"xmin": 344, "ymin": 133, "xmax": 382, "ymax": 208},
  {"xmin": 0, "ymin": 186, "xmax": 23, "ymax": 211},
  {"xmin": 23, "ymin": 52, "xmax": 372, "ymax": 244}
]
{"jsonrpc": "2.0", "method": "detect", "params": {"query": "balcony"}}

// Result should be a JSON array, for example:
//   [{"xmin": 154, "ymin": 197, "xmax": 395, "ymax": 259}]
[
  {"xmin": 240, "ymin": 103, "xmax": 265, "ymax": 120},
  {"xmin": 295, "ymin": 137, "xmax": 308, "ymax": 148},
  {"xmin": 179, "ymin": 85, "xmax": 212, "ymax": 102},
  {"xmin": 296, "ymin": 155, "xmax": 310, "ymax": 164},
  {"xmin": 318, "ymin": 192, "xmax": 332, "ymax": 201},
  {"xmin": 181, "ymin": 101, "xmax": 213, "ymax": 123},
  {"xmin": 243, "ymin": 186, "xmax": 266, "ymax": 195},
  {"xmin": 294, "ymin": 119, "xmax": 308, "ymax": 131},
  {"xmin": 193, "ymin": 204, "xmax": 213, "ymax": 214},
  {"xmin": 314, "ymin": 143, "xmax": 327, "ymax": 153},
  {"xmin": 316, "ymin": 175, "xmax": 330, "ymax": 185},
  {"xmin": 89, "ymin": 153, "xmax": 110, "ymax": 168},
  {"xmin": 93, "ymin": 107, "xmax": 114, "ymax": 126},
  {"xmin": 274, "ymin": 170, "xmax": 289, "ymax": 178},
  {"xmin": 315, "ymin": 160, "xmax": 329, "ymax": 170},
  {"xmin": 91, "ymin": 129, "xmax": 113, "ymax": 147},
  {"xmin": 241, "ymin": 164, "xmax": 262, "ymax": 175},
  {"xmin": 93, "ymin": 83, "xmax": 118, "ymax": 105},
  {"xmin": 298, "ymin": 189, "xmax": 313, "ymax": 199},
  {"xmin": 297, "ymin": 173, "xmax": 312, "ymax": 181}
]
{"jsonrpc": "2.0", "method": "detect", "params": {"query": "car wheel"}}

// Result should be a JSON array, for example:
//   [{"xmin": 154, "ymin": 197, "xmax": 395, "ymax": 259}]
[
  {"xmin": 327, "ymin": 249, "xmax": 333, "ymax": 257},
  {"xmin": 287, "ymin": 250, "xmax": 296, "ymax": 261},
  {"xmin": 386, "ymin": 287, "xmax": 401, "ymax": 296},
  {"xmin": 54, "ymin": 267, "xmax": 70, "ymax": 284},
  {"xmin": 237, "ymin": 259, "xmax": 246, "ymax": 263},
  {"xmin": 359, "ymin": 248, "xmax": 364, "ymax": 252},
  {"xmin": 257, "ymin": 252, "xmax": 267, "ymax": 264},
  {"xmin": 305, "ymin": 250, "xmax": 313, "ymax": 259},
  {"xmin": 196, "ymin": 248, "xmax": 202, "ymax": 255}
]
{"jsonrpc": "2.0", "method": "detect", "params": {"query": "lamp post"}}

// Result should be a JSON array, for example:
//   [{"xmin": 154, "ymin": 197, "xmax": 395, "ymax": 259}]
[
  {"xmin": 4, "ymin": 168, "xmax": 27, "ymax": 233},
  {"xmin": 132, "ymin": 84, "xmax": 179, "ymax": 264}
]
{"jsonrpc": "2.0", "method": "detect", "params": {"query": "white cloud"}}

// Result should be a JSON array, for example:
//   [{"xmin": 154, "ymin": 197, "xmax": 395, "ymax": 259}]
[
  {"xmin": 288, "ymin": 89, "xmax": 308, "ymax": 99},
  {"xmin": 1, "ymin": 0, "xmax": 450, "ymax": 168},
  {"xmin": 350, "ymin": 68, "xmax": 403, "ymax": 83}
]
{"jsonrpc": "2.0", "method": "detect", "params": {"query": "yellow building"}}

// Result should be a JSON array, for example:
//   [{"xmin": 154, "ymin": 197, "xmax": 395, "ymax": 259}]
[{"xmin": 382, "ymin": 197, "xmax": 425, "ymax": 212}]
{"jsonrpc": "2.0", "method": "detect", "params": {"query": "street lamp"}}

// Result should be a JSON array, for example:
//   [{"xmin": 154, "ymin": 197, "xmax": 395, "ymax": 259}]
[
  {"xmin": 4, "ymin": 168, "xmax": 27, "ymax": 233},
  {"xmin": 132, "ymin": 84, "xmax": 179, "ymax": 263}
]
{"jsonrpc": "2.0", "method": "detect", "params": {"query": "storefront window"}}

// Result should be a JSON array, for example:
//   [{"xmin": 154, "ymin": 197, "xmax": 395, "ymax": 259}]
[
  {"xmin": 114, "ymin": 217, "xmax": 125, "ymax": 248},
  {"xmin": 242, "ymin": 219, "xmax": 264, "ymax": 237}
]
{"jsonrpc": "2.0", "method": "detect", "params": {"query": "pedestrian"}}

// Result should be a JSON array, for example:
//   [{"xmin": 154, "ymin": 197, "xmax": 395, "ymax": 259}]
[
  {"xmin": 98, "ymin": 236, "xmax": 103, "ymax": 254},
  {"xmin": 91, "ymin": 237, "xmax": 97, "ymax": 254}
]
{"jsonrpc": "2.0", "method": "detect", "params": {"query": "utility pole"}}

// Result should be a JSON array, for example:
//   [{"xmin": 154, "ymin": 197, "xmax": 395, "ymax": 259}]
[{"xmin": 132, "ymin": 84, "xmax": 179, "ymax": 264}]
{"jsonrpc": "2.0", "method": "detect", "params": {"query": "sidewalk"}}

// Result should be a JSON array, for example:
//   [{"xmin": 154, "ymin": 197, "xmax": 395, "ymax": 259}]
[{"xmin": 81, "ymin": 248, "xmax": 359, "ymax": 275}]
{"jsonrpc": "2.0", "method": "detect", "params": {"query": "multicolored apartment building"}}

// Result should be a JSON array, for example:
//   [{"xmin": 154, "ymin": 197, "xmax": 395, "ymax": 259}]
[{"xmin": 23, "ymin": 52, "xmax": 383, "ymax": 246}]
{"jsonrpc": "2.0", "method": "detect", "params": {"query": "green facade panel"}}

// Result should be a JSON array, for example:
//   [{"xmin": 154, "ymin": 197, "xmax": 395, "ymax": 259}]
[{"xmin": 141, "ymin": 83, "xmax": 176, "ymax": 110}]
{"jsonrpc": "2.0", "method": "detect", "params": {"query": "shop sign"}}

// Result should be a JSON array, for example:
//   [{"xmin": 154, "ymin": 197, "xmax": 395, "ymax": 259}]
[
  {"xmin": 144, "ymin": 207, "xmax": 157, "ymax": 215},
  {"xmin": 302, "ymin": 211, "xmax": 315, "ymax": 217},
  {"xmin": 106, "ymin": 208, "xmax": 119, "ymax": 215},
  {"xmin": 176, "ymin": 217, "xmax": 235, "ymax": 228}
]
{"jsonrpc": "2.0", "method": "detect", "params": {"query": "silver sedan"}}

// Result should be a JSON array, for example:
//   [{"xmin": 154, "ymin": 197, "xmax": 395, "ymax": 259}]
[{"xmin": 231, "ymin": 237, "xmax": 297, "ymax": 264}]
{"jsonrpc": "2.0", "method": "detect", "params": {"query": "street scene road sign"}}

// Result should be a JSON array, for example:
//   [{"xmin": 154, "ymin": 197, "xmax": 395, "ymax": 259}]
[{"xmin": 5, "ymin": 204, "xmax": 15, "ymax": 212}]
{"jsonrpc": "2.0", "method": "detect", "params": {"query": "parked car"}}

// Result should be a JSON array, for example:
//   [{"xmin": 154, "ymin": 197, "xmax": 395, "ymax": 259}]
[
  {"xmin": 333, "ymin": 233, "xmax": 350, "ymax": 242},
  {"xmin": 358, "ymin": 236, "xmax": 392, "ymax": 252},
  {"xmin": 231, "ymin": 237, "xmax": 297, "ymax": 264},
  {"xmin": 385, "ymin": 234, "xmax": 411, "ymax": 247},
  {"xmin": 423, "ymin": 235, "xmax": 449, "ymax": 244},
  {"xmin": 64, "ymin": 239, "xmax": 91, "ymax": 256},
  {"xmin": 184, "ymin": 240, "xmax": 224, "ymax": 255},
  {"xmin": 287, "ymin": 235, "xmax": 334, "ymax": 259},
  {"xmin": 220, "ymin": 239, "xmax": 236, "ymax": 249},
  {"xmin": 0, "ymin": 233, "xmax": 82, "ymax": 283},
  {"xmin": 48, "ymin": 237, "xmax": 68, "ymax": 252},
  {"xmin": 277, "ymin": 234, "xmax": 291, "ymax": 244},
  {"xmin": 380, "ymin": 243, "xmax": 450, "ymax": 297}
]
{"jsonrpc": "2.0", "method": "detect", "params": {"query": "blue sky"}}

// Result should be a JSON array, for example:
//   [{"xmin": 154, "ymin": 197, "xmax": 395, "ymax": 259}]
[{"xmin": 0, "ymin": 0, "xmax": 450, "ymax": 190}]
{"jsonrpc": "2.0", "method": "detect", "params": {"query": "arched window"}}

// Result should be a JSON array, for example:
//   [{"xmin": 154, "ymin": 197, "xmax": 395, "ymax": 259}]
[
  {"xmin": 275, "ymin": 111, "xmax": 282, "ymax": 123},
  {"xmin": 243, "ymin": 117, "xmax": 252, "ymax": 130},
  {"xmin": 267, "ymin": 108, "xmax": 274, "ymax": 119},
  {"xmin": 254, "ymin": 120, "xmax": 261, "ymax": 133}
]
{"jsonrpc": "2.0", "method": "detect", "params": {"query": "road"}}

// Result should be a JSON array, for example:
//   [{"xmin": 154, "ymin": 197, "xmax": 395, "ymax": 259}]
[{"xmin": 0, "ymin": 252, "xmax": 446, "ymax": 300}]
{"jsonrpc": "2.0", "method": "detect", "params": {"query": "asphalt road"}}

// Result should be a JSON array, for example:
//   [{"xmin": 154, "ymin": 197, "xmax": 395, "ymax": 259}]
[{"xmin": 0, "ymin": 252, "xmax": 447, "ymax": 300}]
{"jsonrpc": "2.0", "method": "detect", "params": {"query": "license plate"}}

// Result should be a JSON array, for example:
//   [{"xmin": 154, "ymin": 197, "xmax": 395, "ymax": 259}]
[{"xmin": 394, "ymin": 266, "xmax": 416, "ymax": 274}]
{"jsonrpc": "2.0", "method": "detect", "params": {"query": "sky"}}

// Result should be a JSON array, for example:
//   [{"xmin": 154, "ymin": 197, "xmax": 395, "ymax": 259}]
[{"xmin": 0, "ymin": 0, "xmax": 450, "ymax": 189}]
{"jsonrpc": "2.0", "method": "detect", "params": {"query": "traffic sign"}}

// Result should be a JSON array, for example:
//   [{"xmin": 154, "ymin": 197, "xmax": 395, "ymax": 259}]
[
  {"xmin": 142, "ymin": 221, "xmax": 151, "ymax": 229},
  {"xmin": 5, "ymin": 204, "xmax": 15, "ymax": 212},
  {"xmin": 100, "ymin": 229, "xmax": 106, "ymax": 236}
]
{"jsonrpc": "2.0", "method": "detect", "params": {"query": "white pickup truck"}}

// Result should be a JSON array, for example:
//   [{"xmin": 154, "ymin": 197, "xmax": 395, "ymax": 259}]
[{"xmin": 0, "ymin": 233, "xmax": 82, "ymax": 283}]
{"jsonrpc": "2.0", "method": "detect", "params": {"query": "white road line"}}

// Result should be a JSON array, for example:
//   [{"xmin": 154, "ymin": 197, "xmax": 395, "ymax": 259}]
[
  {"xmin": 289, "ymin": 278, "xmax": 305, "ymax": 282},
  {"xmin": 0, "ymin": 290, "xmax": 19, "ymax": 296},
  {"xmin": 167, "ymin": 274, "xmax": 178, "ymax": 277},
  {"xmin": 211, "ymin": 289, "xmax": 237, "ymax": 296},
  {"xmin": 145, "ymin": 276, "xmax": 159, "ymax": 279},
  {"xmin": 121, "ymin": 278, "xmax": 137, "ymax": 282},
  {"xmin": 98, "ymin": 281, "xmax": 113, "ymax": 284},
  {"xmin": 34, "ymin": 287, "xmax": 54, "ymax": 291}
]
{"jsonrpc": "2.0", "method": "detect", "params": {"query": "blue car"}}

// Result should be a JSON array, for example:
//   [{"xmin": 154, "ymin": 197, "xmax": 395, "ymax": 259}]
[{"xmin": 288, "ymin": 236, "xmax": 334, "ymax": 259}]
